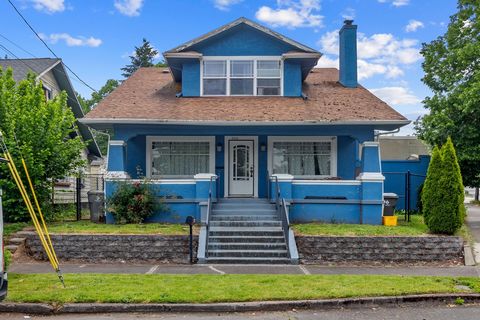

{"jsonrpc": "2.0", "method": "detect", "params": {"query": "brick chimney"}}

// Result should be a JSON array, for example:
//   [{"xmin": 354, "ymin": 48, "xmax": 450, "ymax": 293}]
[{"xmin": 339, "ymin": 20, "xmax": 358, "ymax": 88}]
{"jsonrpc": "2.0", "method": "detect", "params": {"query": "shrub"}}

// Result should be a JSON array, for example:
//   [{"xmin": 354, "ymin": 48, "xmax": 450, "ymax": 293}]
[
  {"xmin": 107, "ymin": 180, "xmax": 161, "ymax": 224},
  {"xmin": 422, "ymin": 146, "xmax": 442, "ymax": 226},
  {"xmin": 423, "ymin": 138, "xmax": 465, "ymax": 235}
]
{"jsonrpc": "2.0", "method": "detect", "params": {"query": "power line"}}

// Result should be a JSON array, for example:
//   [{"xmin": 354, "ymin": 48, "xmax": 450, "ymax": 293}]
[
  {"xmin": 0, "ymin": 43, "xmax": 86, "ymax": 107},
  {"xmin": 6, "ymin": 0, "xmax": 97, "ymax": 93},
  {"xmin": 0, "ymin": 34, "xmax": 90, "ymax": 88},
  {"xmin": 0, "ymin": 33, "xmax": 37, "ymax": 58}
]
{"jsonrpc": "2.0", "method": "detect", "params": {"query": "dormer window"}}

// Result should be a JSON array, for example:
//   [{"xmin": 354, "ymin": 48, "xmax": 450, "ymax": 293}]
[{"xmin": 201, "ymin": 57, "xmax": 282, "ymax": 96}]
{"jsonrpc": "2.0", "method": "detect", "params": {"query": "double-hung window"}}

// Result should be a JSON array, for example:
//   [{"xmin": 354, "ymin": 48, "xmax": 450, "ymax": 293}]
[
  {"xmin": 147, "ymin": 137, "xmax": 215, "ymax": 178},
  {"xmin": 203, "ymin": 61, "xmax": 227, "ymax": 95},
  {"xmin": 256, "ymin": 60, "xmax": 281, "ymax": 96},
  {"xmin": 269, "ymin": 137, "xmax": 337, "ymax": 178},
  {"xmin": 202, "ymin": 58, "xmax": 282, "ymax": 96}
]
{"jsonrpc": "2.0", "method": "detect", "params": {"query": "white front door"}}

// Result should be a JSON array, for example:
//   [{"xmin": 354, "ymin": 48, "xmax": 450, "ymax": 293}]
[{"xmin": 229, "ymin": 140, "xmax": 254, "ymax": 197}]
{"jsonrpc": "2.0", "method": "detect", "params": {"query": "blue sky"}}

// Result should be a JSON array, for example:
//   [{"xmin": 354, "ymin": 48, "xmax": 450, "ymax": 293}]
[{"xmin": 0, "ymin": 0, "xmax": 457, "ymax": 134}]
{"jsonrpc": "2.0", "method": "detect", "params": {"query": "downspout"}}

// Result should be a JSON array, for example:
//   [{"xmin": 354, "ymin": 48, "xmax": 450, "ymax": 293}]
[{"xmin": 374, "ymin": 128, "xmax": 400, "ymax": 141}]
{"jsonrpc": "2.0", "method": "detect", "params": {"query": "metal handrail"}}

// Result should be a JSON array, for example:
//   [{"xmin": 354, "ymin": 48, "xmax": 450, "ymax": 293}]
[
  {"xmin": 205, "ymin": 175, "xmax": 218, "ymax": 258},
  {"xmin": 270, "ymin": 175, "xmax": 291, "ymax": 258}
]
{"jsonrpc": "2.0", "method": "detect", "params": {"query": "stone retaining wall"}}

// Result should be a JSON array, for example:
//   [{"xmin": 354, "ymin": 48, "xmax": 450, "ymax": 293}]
[
  {"xmin": 296, "ymin": 236, "xmax": 464, "ymax": 264},
  {"xmin": 23, "ymin": 232, "xmax": 198, "ymax": 264}
]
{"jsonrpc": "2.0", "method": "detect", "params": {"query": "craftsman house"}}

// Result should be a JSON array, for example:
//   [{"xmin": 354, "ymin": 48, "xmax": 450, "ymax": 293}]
[{"xmin": 82, "ymin": 18, "xmax": 409, "ymax": 263}]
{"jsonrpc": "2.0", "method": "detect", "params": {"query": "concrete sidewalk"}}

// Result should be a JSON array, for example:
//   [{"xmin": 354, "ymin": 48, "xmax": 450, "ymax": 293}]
[
  {"xmin": 466, "ymin": 204, "xmax": 480, "ymax": 264},
  {"xmin": 9, "ymin": 262, "xmax": 480, "ymax": 277}
]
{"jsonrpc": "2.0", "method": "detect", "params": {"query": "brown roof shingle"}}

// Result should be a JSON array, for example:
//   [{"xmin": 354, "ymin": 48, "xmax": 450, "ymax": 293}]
[{"xmin": 84, "ymin": 67, "xmax": 407, "ymax": 124}]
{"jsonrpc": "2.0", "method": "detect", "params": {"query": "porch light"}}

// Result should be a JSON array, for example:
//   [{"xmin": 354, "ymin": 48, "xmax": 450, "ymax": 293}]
[
  {"xmin": 260, "ymin": 143, "xmax": 267, "ymax": 152},
  {"xmin": 216, "ymin": 142, "xmax": 223, "ymax": 152}
]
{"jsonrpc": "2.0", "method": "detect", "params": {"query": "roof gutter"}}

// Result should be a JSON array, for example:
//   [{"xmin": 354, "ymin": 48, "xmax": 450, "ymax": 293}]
[{"xmin": 79, "ymin": 118, "xmax": 411, "ymax": 127}]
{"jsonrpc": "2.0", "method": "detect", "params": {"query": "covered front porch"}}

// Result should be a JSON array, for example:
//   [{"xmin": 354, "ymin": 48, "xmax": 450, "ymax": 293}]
[{"xmin": 105, "ymin": 124, "xmax": 386, "ymax": 225}]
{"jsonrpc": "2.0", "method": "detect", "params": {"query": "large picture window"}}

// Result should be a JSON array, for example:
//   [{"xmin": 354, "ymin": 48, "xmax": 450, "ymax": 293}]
[
  {"xmin": 202, "ymin": 58, "xmax": 282, "ymax": 96},
  {"xmin": 147, "ymin": 137, "xmax": 215, "ymax": 178},
  {"xmin": 269, "ymin": 137, "xmax": 337, "ymax": 178}
]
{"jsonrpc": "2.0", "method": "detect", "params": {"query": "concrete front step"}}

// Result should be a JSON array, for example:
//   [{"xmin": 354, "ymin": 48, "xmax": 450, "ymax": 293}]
[
  {"xmin": 208, "ymin": 249, "xmax": 288, "ymax": 258},
  {"xmin": 206, "ymin": 257, "xmax": 292, "ymax": 264},
  {"xmin": 208, "ymin": 243, "xmax": 288, "ymax": 250},
  {"xmin": 212, "ymin": 209, "xmax": 277, "ymax": 215},
  {"xmin": 210, "ymin": 221, "xmax": 282, "ymax": 227},
  {"xmin": 208, "ymin": 235, "xmax": 286, "ymax": 243},
  {"xmin": 210, "ymin": 215, "xmax": 278, "ymax": 221},
  {"xmin": 214, "ymin": 203, "xmax": 276, "ymax": 209},
  {"xmin": 209, "ymin": 227, "xmax": 284, "ymax": 237}
]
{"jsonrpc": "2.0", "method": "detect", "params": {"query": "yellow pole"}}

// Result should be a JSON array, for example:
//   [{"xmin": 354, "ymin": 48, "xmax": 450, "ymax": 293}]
[
  {"xmin": 21, "ymin": 158, "xmax": 59, "ymax": 266},
  {"xmin": 4, "ymin": 152, "xmax": 58, "ymax": 270}
]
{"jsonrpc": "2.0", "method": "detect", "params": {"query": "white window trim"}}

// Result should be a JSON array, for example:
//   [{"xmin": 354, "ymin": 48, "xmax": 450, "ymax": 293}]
[
  {"xmin": 267, "ymin": 136, "xmax": 337, "ymax": 178},
  {"xmin": 146, "ymin": 136, "xmax": 216, "ymax": 179},
  {"xmin": 200, "ymin": 56, "xmax": 283, "ymax": 97}
]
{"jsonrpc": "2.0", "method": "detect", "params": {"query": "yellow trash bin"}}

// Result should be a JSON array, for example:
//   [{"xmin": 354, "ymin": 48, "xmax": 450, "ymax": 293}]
[{"xmin": 383, "ymin": 216, "xmax": 398, "ymax": 226}]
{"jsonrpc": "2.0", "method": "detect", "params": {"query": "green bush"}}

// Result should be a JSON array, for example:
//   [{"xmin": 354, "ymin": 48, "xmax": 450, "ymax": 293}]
[
  {"xmin": 422, "ymin": 138, "xmax": 465, "ymax": 234},
  {"xmin": 422, "ymin": 146, "xmax": 442, "ymax": 225},
  {"xmin": 107, "ymin": 180, "xmax": 162, "ymax": 224},
  {"xmin": 3, "ymin": 249, "xmax": 12, "ymax": 271}
]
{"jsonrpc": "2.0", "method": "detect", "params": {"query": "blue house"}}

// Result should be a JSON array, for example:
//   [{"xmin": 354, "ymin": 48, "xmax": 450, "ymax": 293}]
[{"xmin": 82, "ymin": 18, "xmax": 409, "ymax": 263}]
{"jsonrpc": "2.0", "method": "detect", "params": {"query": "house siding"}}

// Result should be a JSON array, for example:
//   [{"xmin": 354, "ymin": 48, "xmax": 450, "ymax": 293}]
[
  {"xmin": 181, "ymin": 61, "xmax": 200, "ymax": 97},
  {"xmin": 283, "ymin": 60, "xmax": 302, "ymax": 97}
]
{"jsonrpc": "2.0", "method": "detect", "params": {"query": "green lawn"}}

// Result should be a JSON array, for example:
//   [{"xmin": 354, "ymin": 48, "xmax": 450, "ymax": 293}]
[
  {"xmin": 6, "ymin": 273, "xmax": 479, "ymax": 304},
  {"xmin": 292, "ymin": 215, "xmax": 429, "ymax": 236},
  {"xmin": 45, "ymin": 221, "xmax": 197, "ymax": 235}
]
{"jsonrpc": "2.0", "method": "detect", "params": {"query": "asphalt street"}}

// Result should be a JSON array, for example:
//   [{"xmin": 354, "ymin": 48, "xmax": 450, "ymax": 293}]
[{"xmin": 3, "ymin": 305, "xmax": 480, "ymax": 319}]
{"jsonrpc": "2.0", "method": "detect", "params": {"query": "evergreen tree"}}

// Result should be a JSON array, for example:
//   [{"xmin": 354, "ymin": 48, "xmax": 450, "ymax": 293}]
[
  {"xmin": 421, "ymin": 146, "xmax": 442, "ymax": 226},
  {"xmin": 121, "ymin": 38, "xmax": 158, "ymax": 78},
  {"xmin": 424, "ymin": 138, "xmax": 465, "ymax": 234}
]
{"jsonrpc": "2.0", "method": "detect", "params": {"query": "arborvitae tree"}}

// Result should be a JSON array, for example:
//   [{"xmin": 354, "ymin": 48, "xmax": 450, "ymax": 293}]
[
  {"xmin": 425, "ymin": 138, "xmax": 465, "ymax": 234},
  {"xmin": 121, "ymin": 38, "xmax": 158, "ymax": 78},
  {"xmin": 421, "ymin": 146, "xmax": 443, "ymax": 226}
]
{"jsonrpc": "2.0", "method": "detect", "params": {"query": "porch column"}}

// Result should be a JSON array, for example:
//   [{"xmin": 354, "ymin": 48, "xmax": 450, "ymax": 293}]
[
  {"xmin": 105, "ymin": 140, "xmax": 130, "ymax": 224},
  {"xmin": 357, "ymin": 142, "xmax": 384, "ymax": 225},
  {"xmin": 106, "ymin": 140, "xmax": 130, "ymax": 179}
]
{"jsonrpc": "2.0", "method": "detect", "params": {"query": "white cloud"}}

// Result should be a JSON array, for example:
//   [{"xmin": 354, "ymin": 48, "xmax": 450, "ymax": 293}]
[
  {"xmin": 316, "ymin": 29, "xmax": 421, "ymax": 80},
  {"xmin": 255, "ymin": 0, "xmax": 323, "ymax": 29},
  {"xmin": 30, "ymin": 0, "xmax": 65, "ymax": 13},
  {"xmin": 378, "ymin": 0, "xmax": 410, "ymax": 7},
  {"xmin": 213, "ymin": 0, "xmax": 242, "ymax": 10},
  {"xmin": 369, "ymin": 87, "xmax": 421, "ymax": 105},
  {"xmin": 405, "ymin": 20, "xmax": 424, "ymax": 32},
  {"xmin": 114, "ymin": 0, "xmax": 144, "ymax": 17},
  {"xmin": 315, "ymin": 55, "xmax": 338, "ymax": 68},
  {"xmin": 39, "ymin": 33, "xmax": 102, "ymax": 47},
  {"xmin": 341, "ymin": 7, "xmax": 355, "ymax": 20}
]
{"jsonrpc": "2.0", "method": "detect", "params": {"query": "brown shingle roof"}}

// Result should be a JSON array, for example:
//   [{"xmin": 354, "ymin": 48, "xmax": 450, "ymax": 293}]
[{"xmin": 84, "ymin": 67, "xmax": 407, "ymax": 124}]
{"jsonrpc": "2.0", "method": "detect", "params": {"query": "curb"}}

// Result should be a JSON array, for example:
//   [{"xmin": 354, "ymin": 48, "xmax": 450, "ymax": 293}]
[{"xmin": 2, "ymin": 294, "xmax": 480, "ymax": 314}]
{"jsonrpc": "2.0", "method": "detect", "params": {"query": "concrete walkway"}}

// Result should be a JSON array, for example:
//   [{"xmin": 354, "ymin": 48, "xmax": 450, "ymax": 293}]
[
  {"xmin": 466, "ymin": 204, "xmax": 480, "ymax": 264},
  {"xmin": 9, "ymin": 262, "xmax": 480, "ymax": 277}
]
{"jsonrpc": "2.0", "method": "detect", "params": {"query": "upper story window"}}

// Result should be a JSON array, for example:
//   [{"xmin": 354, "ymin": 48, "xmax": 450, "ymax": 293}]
[
  {"xmin": 201, "ymin": 58, "xmax": 282, "ymax": 96},
  {"xmin": 42, "ymin": 85, "xmax": 52, "ymax": 101}
]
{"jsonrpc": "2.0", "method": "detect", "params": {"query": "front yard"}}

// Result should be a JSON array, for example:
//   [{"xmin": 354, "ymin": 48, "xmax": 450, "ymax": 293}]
[{"xmin": 6, "ymin": 273, "xmax": 480, "ymax": 304}]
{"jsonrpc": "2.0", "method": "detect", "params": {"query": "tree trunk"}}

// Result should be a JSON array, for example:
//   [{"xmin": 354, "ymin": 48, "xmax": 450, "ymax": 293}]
[{"xmin": 475, "ymin": 187, "xmax": 479, "ymax": 201}]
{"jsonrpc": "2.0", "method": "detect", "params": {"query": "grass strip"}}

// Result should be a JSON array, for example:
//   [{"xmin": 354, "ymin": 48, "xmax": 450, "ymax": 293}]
[
  {"xmin": 6, "ymin": 273, "xmax": 479, "ymax": 304},
  {"xmin": 293, "ymin": 215, "xmax": 429, "ymax": 236},
  {"xmin": 45, "ymin": 221, "xmax": 197, "ymax": 235}
]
